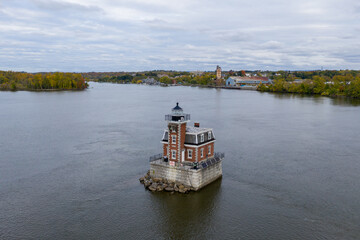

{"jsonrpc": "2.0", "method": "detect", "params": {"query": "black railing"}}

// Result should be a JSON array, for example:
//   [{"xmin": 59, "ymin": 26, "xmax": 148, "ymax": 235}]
[
  {"xmin": 165, "ymin": 114, "xmax": 190, "ymax": 121},
  {"xmin": 214, "ymin": 152, "xmax": 225, "ymax": 159},
  {"xmin": 149, "ymin": 153, "xmax": 163, "ymax": 162},
  {"xmin": 149, "ymin": 152, "xmax": 224, "ymax": 170}
]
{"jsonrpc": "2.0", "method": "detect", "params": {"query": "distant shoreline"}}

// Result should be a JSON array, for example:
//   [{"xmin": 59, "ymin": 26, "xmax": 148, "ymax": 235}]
[
  {"xmin": 90, "ymin": 81, "xmax": 360, "ymax": 99},
  {"xmin": 0, "ymin": 88, "xmax": 87, "ymax": 92}
]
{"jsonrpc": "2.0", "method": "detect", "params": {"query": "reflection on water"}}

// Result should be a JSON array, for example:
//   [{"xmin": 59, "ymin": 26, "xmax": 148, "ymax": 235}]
[
  {"xmin": 268, "ymin": 92, "xmax": 360, "ymax": 106},
  {"xmin": 151, "ymin": 178, "xmax": 222, "ymax": 239},
  {"xmin": 330, "ymin": 96, "xmax": 360, "ymax": 106}
]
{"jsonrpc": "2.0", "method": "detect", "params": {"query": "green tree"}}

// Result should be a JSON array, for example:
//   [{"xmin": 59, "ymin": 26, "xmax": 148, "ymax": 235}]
[{"xmin": 159, "ymin": 76, "xmax": 172, "ymax": 84}]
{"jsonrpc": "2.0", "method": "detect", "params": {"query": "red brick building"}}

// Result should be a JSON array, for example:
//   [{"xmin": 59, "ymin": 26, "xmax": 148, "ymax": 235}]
[{"xmin": 161, "ymin": 103, "xmax": 215, "ymax": 164}]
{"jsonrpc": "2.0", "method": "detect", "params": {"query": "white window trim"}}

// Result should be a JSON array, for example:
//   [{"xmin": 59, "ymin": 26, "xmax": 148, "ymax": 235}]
[
  {"xmin": 208, "ymin": 145, "xmax": 211, "ymax": 155},
  {"xmin": 188, "ymin": 149, "xmax": 192, "ymax": 158},
  {"xmin": 200, "ymin": 148, "xmax": 204, "ymax": 158},
  {"xmin": 200, "ymin": 134, "xmax": 204, "ymax": 142},
  {"xmin": 171, "ymin": 135, "xmax": 176, "ymax": 144},
  {"xmin": 208, "ymin": 131, "xmax": 212, "ymax": 140},
  {"xmin": 171, "ymin": 150, "xmax": 176, "ymax": 159}
]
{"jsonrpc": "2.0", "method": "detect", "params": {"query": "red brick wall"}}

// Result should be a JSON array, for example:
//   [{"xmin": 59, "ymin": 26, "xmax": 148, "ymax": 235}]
[
  {"xmin": 166, "ymin": 122, "xmax": 216, "ymax": 163},
  {"xmin": 167, "ymin": 122, "xmax": 187, "ymax": 162},
  {"xmin": 180, "ymin": 123, "xmax": 186, "ymax": 150},
  {"xmin": 197, "ymin": 142, "xmax": 215, "ymax": 162}
]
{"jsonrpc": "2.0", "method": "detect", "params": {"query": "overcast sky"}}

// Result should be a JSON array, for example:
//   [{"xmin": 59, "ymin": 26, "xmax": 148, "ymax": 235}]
[{"xmin": 0, "ymin": 0, "xmax": 359, "ymax": 72}]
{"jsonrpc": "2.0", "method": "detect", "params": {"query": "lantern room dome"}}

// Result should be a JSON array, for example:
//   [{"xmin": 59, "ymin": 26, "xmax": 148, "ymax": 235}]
[
  {"xmin": 172, "ymin": 102, "xmax": 183, "ymax": 116},
  {"xmin": 165, "ymin": 103, "xmax": 190, "ymax": 122}
]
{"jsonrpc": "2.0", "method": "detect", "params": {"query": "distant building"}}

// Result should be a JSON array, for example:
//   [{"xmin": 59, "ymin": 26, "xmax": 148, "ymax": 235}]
[
  {"xmin": 226, "ymin": 76, "xmax": 271, "ymax": 86},
  {"xmin": 293, "ymin": 79, "xmax": 305, "ymax": 83},
  {"xmin": 142, "ymin": 77, "xmax": 159, "ymax": 85},
  {"xmin": 215, "ymin": 65, "xmax": 223, "ymax": 85},
  {"xmin": 226, "ymin": 77, "xmax": 235, "ymax": 86},
  {"xmin": 157, "ymin": 74, "xmax": 169, "ymax": 78},
  {"xmin": 191, "ymin": 71, "xmax": 204, "ymax": 76}
]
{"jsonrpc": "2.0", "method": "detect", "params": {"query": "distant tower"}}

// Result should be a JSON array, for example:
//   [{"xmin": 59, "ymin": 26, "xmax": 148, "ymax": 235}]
[
  {"xmin": 215, "ymin": 65, "xmax": 222, "ymax": 85},
  {"xmin": 216, "ymin": 65, "xmax": 222, "ymax": 80}
]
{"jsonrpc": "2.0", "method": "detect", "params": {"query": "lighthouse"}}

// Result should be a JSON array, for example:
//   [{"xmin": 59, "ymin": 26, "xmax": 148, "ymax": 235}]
[{"xmin": 145, "ymin": 103, "xmax": 224, "ymax": 192}]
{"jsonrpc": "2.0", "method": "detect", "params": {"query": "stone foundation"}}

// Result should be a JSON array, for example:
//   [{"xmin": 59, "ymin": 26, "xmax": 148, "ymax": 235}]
[{"xmin": 149, "ymin": 160, "xmax": 222, "ymax": 191}]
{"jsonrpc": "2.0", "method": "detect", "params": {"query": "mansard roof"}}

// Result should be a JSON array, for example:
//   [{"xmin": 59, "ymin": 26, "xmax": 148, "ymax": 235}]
[
  {"xmin": 186, "ymin": 126, "xmax": 211, "ymax": 134},
  {"xmin": 162, "ymin": 128, "xmax": 215, "ymax": 145}
]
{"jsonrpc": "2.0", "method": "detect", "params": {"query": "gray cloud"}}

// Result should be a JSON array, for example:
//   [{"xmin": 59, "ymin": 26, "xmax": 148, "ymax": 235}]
[
  {"xmin": 31, "ymin": 0, "xmax": 103, "ymax": 12},
  {"xmin": 0, "ymin": 0, "xmax": 359, "ymax": 72}
]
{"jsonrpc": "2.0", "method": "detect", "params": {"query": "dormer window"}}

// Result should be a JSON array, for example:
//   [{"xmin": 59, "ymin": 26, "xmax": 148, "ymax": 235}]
[
  {"xmin": 200, "ymin": 134, "xmax": 204, "ymax": 142},
  {"xmin": 208, "ymin": 131, "xmax": 212, "ymax": 140}
]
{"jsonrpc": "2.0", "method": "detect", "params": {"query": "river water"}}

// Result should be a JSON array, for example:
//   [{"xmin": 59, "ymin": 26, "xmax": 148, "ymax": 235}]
[{"xmin": 1, "ymin": 82, "xmax": 360, "ymax": 239}]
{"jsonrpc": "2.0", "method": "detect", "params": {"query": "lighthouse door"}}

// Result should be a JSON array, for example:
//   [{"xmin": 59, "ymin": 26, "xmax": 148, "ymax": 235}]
[{"xmin": 181, "ymin": 149, "xmax": 185, "ymax": 162}]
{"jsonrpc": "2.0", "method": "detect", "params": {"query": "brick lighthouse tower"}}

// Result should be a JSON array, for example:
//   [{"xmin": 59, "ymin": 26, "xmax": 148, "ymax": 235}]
[{"xmin": 164, "ymin": 103, "xmax": 190, "ymax": 163}]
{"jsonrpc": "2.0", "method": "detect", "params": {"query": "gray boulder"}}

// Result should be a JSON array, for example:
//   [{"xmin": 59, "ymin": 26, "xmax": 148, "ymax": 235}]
[
  {"xmin": 165, "ymin": 187, "xmax": 174, "ymax": 192},
  {"xmin": 149, "ymin": 183, "xmax": 157, "ymax": 192},
  {"xmin": 156, "ymin": 185, "xmax": 164, "ymax": 191}
]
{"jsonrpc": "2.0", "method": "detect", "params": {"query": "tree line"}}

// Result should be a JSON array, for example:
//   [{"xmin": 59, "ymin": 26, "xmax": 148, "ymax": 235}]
[
  {"xmin": 0, "ymin": 71, "xmax": 88, "ymax": 91},
  {"xmin": 92, "ymin": 71, "xmax": 217, "ymax": 86},
  {"xmin": 258, "ymin": 74, "xmax": 360, "ymax": 98},
  {"xmin": 97, "ymin": 74, "xmax": 134, "ymax": 83},
  {"xmin": 158, "ymin": 73, "xmax": 216, "ymax": 85}
]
